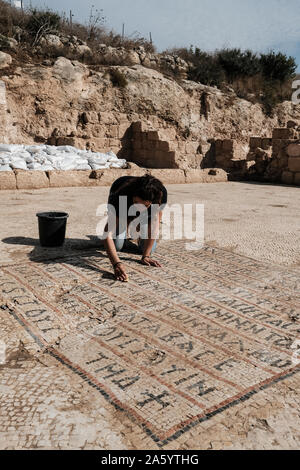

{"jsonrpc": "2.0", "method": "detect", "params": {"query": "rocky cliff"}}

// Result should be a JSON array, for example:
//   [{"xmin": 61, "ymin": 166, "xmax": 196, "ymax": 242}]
[{"xmin": 1, "ymin": 56, "xmax": 300, "ymax": 169}]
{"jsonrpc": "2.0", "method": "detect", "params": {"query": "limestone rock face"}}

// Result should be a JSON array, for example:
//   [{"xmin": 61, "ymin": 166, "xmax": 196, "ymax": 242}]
[
  {"xmin": 75, "ymin": 44, "xmax": 92, "ymax": 56},
  {"xmin": 39, "ymin": 34, "xmax": 92, "ymax": 56},
  {"xmin": 52, "ymin": 57, "xmax": 88, "ymax": 83},
  {"xmin": 40, "ymin": 34, "xmax": 63, "ymax": 48},
  {"xmin": 0, "ymin": 51, "xmax": 12, "ymax": 69},
  {"xmin": 1, "ymin": 60, "xmax": 300, "ymax": 171},
  {"xmin": 125, "ymin": 51, "xmax": 140, "ymax": 65},
  {"xmin": 0, "ymin": 34, "xmax": 17, "ymax": 50}
]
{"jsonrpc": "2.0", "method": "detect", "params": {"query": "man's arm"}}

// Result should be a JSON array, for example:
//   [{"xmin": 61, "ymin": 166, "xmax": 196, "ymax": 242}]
[
  {"xmin": 103, "ymin": 217, "xmax": 128, "ymax": 281},
  {"xmin": 141, "ymin": 211, "xmax": 162, "ymax": 267}
]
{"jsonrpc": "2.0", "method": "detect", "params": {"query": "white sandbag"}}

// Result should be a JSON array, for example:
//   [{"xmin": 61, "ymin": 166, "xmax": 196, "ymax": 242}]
[
  {"xmin": 90, "ymin": 162, "xmax": 110, "ymax": 170},
  {"xmin": 45, "ymin": 154, "xmax": 59, "ymax": 164},
  {"xmin": 88, "ymin": 159, "xmax": 108, "ymax": 167},
  {"xmin": 0, "ymin": 156, "xmax": 10, "ymax": 165},
  {"xmin": 46, "ymin": 152, "xmax": 68, "ymax": 163},
  {"xmin": 106, "ymin": 151, "xmax": 119, "ymax": 162},
  {"xmin": 74, "ymin": 149, "xmax": 88, "ymax": 157},
  {"xmin": 6, "ymin": 150, "xmax": 28, "ymax": 158},
  {"xmin": 33, "ymin": 153, "xmax": 48, "ymax": 164},
  {"xmin": 45, "ymin": 146, "xmax": 62, "ymax": 156},
  {"xmin": 25, "ymin": 155, "xmax": 35, "ymax": 163},
  {"xmin": 27, "ymin": 162, "xmax": 42, "ymax": 170},
  {"xmin": 0, "ymin": 143, "xmax": 127, "ymax": 171},
  {"xmin": 75, "ymin": 158, "xmax": 89, "ymax": 165},
  {"xmin": 10, "ymin": 158, "xmax": 27, "ymax": 170},
  {"xmin": 33, "ymin": 150, "xmax": 48, "ymax": 157},
  {"xmin": 0, "ymin": 144, "xmax": 24, "ymax": 153},
  {"xmin": 15, "ymin": 151, "xmax": 32, "ymax": 161},
  {"xmin": 76, "ymin": 163, "xmax": 91, "ymax": 170},
  {"xmin": 0, "ymin": 164, "xmax": 12, "ymax": 171},
  {"xmin": 88, "ymin": 155, "xmax": 108, "ymax": 165},
  {"xmin": 63, "ymin": 153, "xmax": 82, "ymax": 160},
  {"xmin": 92, "ymin": 152, "xmax": 109, "ymax": 159},
  {"xmin": 0, "ymin": 152, "xmax": 10, "ymax": 160},
  {"xmin": 56, "ymin": 145, "xmax": 81, "ymax": 153},
  {"xmin": 25, "ymin": 145, "xmax": 46, "ymax": 153},
  {"xmin": 49, "ymin": 159, "xmax": 63, "ymax": 170},
  {"xmin": 39, "ymin": 164, "xmax": 54, "ymax": 171},
  {"xmin": 57, "ymin": 160, "xmax": 78, "ymax": 171},
  {"xmin": 109, "ymin": 160, "xmax": 127, "ymax": 168}
]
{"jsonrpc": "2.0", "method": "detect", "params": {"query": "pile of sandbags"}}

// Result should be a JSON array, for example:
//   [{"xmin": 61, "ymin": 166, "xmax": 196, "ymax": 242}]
[{"xmin": 0, "ymin": 144, "xmax": 127, "ymax": 171}]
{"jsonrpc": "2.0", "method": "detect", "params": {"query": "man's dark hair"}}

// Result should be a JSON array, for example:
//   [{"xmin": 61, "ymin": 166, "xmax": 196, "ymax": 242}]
[{"xmin": 129, "ymin": 174, "xmax": 164, "ymax": 204}]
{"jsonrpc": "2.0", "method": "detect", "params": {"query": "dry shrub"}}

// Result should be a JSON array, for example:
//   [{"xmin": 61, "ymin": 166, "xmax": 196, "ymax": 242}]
[{"xmin": 109, "ymin": 68, "xmax": 128, "ymax": 88}]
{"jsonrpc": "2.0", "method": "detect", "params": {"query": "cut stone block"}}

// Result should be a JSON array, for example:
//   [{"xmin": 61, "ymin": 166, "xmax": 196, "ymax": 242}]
[
  {"xmin": 272, "ymin": 139, "xmax": 295, "ymax": 156},
  {"xmin": 158, "ymin": 141, "xmax": 171, "ymax": 152},
  {"xmin": 131, "ymin": 121, "xmax": 149, "ymax": 133},
  {"xmin": 159, "ymin": 128, "xmax": 177, "ymax": 141},
  {"xmin": 222, "ymin": 139, "xmax": 234, "ymax": 151},
  {"xmin": 272, "ymin": 128, "xmax": 297, "ymax": 140},
  {"xmin": 56, "ymin": 137, "xmax": 76, "ymax": 147},
  {"xmin": 148, "ymin": 169, "xmax": 185, "ymax": 184},
  {"xmin": 281, "ymin": 171, "xmax": 294, "ymax": 185},
  {"xmin": 185, "ymin": 168, "xmax": 228, "ymax": 183},
  {"xmin": 83, "ymin": 111, "xmax": 99, "ymax": 124},
  {"xmin": 48, "ymin": 170, "xmax": 97, "ymax": 188},
  {"xmin": 249, "ymin": 137, "xmax": 262, "ymax": 149},
  {"xmin": 15, "ymin": 170, "xmax": 49, "ymax": 190},
  {"xmin": 288, "ymin": 157, "xmax": 300, "ymax": 172},
  {"xmin": 132, "ymin": 140, "xmax": 142, "ymax": 150},
  {"xmin": 294, "ymin": 172, "xmax": 300, "ymax": 185},
  {"xmin": 147, "ymin": 130, "xmax": 159, "ymax": 141},
  {"xmin": 90, "ymin": 168, "xmax": 146, "ymax": 185},
  {"xmin": 0, "ymin": 171, "xmax": 17, "ymax": 190},
  {"xmin": 286, "ymin": 143, "xmax": 300, "ymax": 157},
  {"xmin": 277, "ymin": 150, "xmax": 288, "ymax": 167}
]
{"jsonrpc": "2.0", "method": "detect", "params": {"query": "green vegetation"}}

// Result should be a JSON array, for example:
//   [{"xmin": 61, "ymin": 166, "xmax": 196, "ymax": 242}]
[
  {"xmin": 109, "ymin": 69, "xmax": 128, "ymax": 88},
  {"xmin": 172, "ymin": 46, "xmax": 297, "ymax": 115}
]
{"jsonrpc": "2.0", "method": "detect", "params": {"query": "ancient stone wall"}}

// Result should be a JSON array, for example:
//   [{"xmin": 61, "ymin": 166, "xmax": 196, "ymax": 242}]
[
  {"xmin": 0, "ymin": 167, "xmax": 228, "ymax": 190},
  {"xmin": 246, "ymin": 126, "xmax": 300, "ymax": 184},
  {"xmin": 208, "ymin": 124, "xmax": 300, "ymax": 185},
  {"xmin": 279, "ymin": 142, "xmax": 300, "ymax": 185},
  {"xmin": 232, "ymin": 126, "xmax": 300, "ymax": 184},
  {"xmin": 131, "ymin": 121, "xmax": 200, "ymax": 169},
  {"xmin": 214, "ymin": 139, "xmax": 249, "ymax": 171}
]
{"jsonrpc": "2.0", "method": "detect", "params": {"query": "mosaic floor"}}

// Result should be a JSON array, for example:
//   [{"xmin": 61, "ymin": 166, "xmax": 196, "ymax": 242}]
[{"xmin": 0, "ymin": 241, "xmax": 299, "ymax": 447}]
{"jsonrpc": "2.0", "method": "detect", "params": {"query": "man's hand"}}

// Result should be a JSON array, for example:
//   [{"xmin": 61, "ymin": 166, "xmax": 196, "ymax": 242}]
[
  {"xmin": 141, "ymin": 256, "xmax": 162, "ymax": 267},
  {"xmin": 114, "ymin": 263, "xmax": 129, "ymax": 282}
]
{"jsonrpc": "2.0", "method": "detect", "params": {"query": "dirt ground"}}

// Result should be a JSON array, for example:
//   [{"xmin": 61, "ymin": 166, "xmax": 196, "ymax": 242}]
[{"xmin": 0, "ymin": 181, "xmax": 299, "ymax": 449}]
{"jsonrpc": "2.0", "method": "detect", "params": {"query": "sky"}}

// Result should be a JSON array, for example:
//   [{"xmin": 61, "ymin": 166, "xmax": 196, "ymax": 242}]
[{"xmin": 22, "ymin": 0, "xmax": 300, "ymax": 71}]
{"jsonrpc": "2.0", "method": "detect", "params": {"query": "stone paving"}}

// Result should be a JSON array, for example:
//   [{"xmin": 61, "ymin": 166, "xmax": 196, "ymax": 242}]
[{"xmin": 0, "ymin": 238, "xmax": 299, "ymax": 449}]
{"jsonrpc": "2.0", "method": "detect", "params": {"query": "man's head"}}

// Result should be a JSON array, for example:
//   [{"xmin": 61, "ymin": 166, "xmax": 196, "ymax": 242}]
[{"xmin": 131, "ymin": 174, "xmax": 164, "ymax": 208}]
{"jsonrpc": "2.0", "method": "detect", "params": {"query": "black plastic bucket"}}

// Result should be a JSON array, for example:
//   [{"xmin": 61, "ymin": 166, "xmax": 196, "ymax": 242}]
[{"xmin": 36, "ymin": 212, "xmax": 69, "ymax": 247}]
